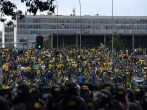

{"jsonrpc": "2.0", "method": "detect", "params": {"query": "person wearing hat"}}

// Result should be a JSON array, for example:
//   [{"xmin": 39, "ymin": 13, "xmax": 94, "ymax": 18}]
[
  {"xmin": 80, "ymin": 85, "xmax": 94, "ymax": 110},
  {"xmin": 141, "ymin": 91, "xmax": 147, "ymax": 110},
  {"xmin": 101, "ymin": 81, "xmax": 115, "ymax": 96},
  {"xmin": 134, "ymin": 86, "xmax": 145, "ymax": 107},
  {"xmin": 114, "ymin": 86, "xmax": 129, "ymax": 110},
  {"xmin": 47, "ymin": 84, "xmax": 62, "ymax": 110},
  {"xmin": 94, "ymin": 89, "xmax": 112, "ymax": 110},
  {"xmin": 59, "ymin": 82, "xmax": 88, "ymax": 110},
  {"xmin": 127, "ymin": 88, "xmax": 142, "ymax": 110},
  {"xmin": 10, "ymin": 84, "xmax": 43, "ymax": 110},
  {"xmin": 0, "ymin": 95, "xmax": 11, "ymax": 110}
]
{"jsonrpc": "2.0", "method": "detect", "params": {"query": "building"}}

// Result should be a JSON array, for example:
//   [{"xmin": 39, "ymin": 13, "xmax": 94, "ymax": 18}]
[
  {"xmin": 3, "ymin": 15, "xmax": 147, "ymax": 48},
  {"xmin": 1, "ymin": 24, "xmax": 14, "ymax": 48},
  {"xmin": 4, "ymin": 25, "xmax": 14, "ymax": 48},
  {"xmin": 0, "ymin": 30, "xmax": 2, "ymax": 48}
]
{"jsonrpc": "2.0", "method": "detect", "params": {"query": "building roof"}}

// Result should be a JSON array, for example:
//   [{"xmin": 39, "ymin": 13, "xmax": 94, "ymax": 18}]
[{"xmin": 20, "ymin": 15, "xmax": 147, "ymax": 19}]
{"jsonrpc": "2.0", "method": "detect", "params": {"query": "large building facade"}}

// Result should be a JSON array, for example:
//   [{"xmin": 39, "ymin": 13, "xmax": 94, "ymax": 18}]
[
  {"xmin": 3, "ymin": 15, "xmax": 147, "ymax": 48},
  {"xmin": 1, "ymin": 24, "xmax": 14, "ymax": 48},
  {"xmin": 4, "ymin": 25, "xmax": 14, "ymax": 48}
]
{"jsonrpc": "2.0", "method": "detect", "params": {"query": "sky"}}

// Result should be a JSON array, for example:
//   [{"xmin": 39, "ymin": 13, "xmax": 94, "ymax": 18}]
[{"xmin": 0, "ymin": 0, "xmax": 147, "ymax": 30}]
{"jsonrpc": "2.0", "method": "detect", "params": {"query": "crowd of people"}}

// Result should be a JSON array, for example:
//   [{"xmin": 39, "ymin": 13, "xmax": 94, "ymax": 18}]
[{"xmin": 0, "ymin": 46, "xmax": 147, "ymax": 110}]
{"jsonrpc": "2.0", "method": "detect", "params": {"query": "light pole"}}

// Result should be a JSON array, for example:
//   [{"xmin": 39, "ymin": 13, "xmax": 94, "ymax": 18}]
[
  {"xmin": 61, "ymin": 24, "xmax": 65, "ymax": 48},
  {"xmin": 132, "ymin": 21, "xmax": 134, "ymax": 51},
  {"xmin": 55, "ymin": 0, "xmax": 58, "ymax": 48},
  {"xmin": 79, "ymin": 0, "xmax": 82, "ymax": 49},
  {"xmin": 112, "ymin": 0, "xmax": 114, "ymax": 72}
]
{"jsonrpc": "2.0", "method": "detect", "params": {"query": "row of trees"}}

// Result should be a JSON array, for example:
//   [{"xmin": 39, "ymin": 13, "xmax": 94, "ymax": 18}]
[{"xmin": 107, "ymin": 33, "xmax": 124, "ymax": 50}]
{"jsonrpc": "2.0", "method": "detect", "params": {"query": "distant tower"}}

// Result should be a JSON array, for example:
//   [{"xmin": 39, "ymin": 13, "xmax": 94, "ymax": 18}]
[{"xmin": 73, "ymin": 8, "xmax": 76, "ymax": 16}]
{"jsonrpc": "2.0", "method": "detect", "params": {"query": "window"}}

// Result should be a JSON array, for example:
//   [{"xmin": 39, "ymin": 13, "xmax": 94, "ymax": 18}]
[
  {"xmin": 140, "ymin": 19, "xmax": 144, "ymax": 24},
  {"xmin": 144, "ymin": 20, "xmax": 147, "ymax": 23},
  {"xmin": 67, "ymin": 19, "xmax": 70, "ymax": 23},
  {"xmin": 115, "ymin": 20, "xmax": 119, "ymax": 24}
]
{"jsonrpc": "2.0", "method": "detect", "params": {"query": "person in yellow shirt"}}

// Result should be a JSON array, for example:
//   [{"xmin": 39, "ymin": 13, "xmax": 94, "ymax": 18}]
[
  {"xmin": 27, "ymin": 66, "xmax": 31, "ymax": 73},
  {"xmin": 38, "ymin": 58, "xmax": 41, "ymax": 63},
  {"xmin": 2, "ymin": 64, "xmax": 6, "ymax": 72},
  {"xmin": 4, "ymin": 63, "xmax": 9, "ymax": 74},
  {"xmin": 48, "ymin": 63, "xmax": 52, "ymax": 70},
  {"xmin": 36, "ymin": 68, "xmax": 41, "ymax": 76}
]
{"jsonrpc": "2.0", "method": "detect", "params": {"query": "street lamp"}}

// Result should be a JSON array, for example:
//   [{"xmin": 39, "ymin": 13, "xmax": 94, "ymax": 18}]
[
  {"xmin": 55, "ymin": 0, "xmax": 58, "ymax": 48},
  {"xmin": 61, "ymin": 24, "xmax": 65, "ymax": 48},
  {"xmin": 112, "ymin": 0, "xmax": 114, "ymax": 72},
  {"xmin": 79, "ymin": 0, "xmax": 82, "ymax": 49}
]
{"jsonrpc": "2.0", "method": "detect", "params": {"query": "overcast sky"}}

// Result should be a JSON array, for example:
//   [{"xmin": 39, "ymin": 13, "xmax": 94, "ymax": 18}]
[{"xmin": 0, "ymin": 0, "xmax": 147, "ymax": 30}]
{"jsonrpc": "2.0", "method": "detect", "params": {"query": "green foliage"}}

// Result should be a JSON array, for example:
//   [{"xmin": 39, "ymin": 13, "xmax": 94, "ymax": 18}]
[
  {"xmin": 19, "ymin": 39, "xmax": 27, "ymax": 42},
  {"xmin": 66, "ymin": 44, "xmax": 77, "ymax": 48},
  {"xmin": 0, "ymin": 0, "xmax": 17, "ymax": 21},
  {"xmin": 106, "ymin": 33, "xmax": 125, "ymax": 51},
  {"xmin": 19, "ymin": 39, "xmax": 28, "ymax": 47},
  {"xmin": 0, "ymin": 0, "xmax": 55, "ymax": 25},
  {"xmin": 24, "ymin": 0, "xmax": 55, "ymax": 15}
]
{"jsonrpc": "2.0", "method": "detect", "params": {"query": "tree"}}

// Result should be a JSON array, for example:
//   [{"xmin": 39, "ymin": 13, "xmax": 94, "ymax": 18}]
[
  {"xmin": 106, "ymin": 33, "xmax": 125, "ymax": 51},
  {"xmin": 0, "ymin": 0, "xmax": 55, "ymax": 25},
  {"xmin": 19, "ymin": 38, "xmax": 28, "ymax": 48}
]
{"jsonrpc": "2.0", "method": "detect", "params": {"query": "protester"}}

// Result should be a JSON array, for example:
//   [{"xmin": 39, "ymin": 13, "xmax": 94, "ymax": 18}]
[{"xmin": 0, "ymin": 47, "xmax": 147, "ymax": 110}]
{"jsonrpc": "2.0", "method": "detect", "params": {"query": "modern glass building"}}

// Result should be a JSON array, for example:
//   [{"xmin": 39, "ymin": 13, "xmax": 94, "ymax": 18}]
[{"xmin": 7, "ymin": 15, "xmax": 147, "ymax": 48}]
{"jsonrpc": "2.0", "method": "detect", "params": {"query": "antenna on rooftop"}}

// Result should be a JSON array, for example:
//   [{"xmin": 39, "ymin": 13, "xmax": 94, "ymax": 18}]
[
  {"xmin": 73, "ymin": 8, "xmax": 76, "ymax": 16},
  {"xmin": 25, "ymin": 11, "xmax": 27, "ymax": 15}
]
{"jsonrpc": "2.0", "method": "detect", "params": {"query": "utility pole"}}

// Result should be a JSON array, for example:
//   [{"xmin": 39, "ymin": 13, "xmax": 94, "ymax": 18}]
[
  {"xmin": 55, "ymin": 0, "xmax": 58, "ymax": 48},
  {"xmin": 79, "ymin": 0, "xmax": 82, "ymax": 49},
  {"xmin": 112, "ymin": 0, "xmax": 114, "ymax": 73}
]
